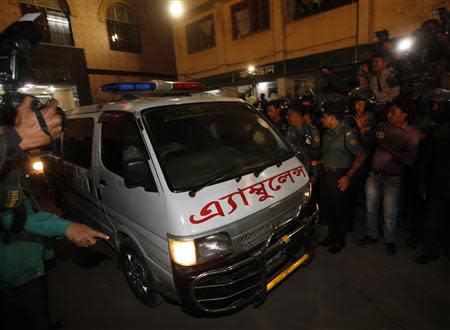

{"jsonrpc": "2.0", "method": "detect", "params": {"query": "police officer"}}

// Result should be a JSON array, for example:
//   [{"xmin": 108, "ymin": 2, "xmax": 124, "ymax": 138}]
[
  {"xmin": 319, "ymin": 97, "xmax": 366, "ymax": 253},
  {"xmin": 0, "ymin": 96, "xmax": 109, "ymax": 330},
  {"xmin": 285, "ymin": 103, "xmax": 321, "ymax": 183},
  {"xmin": 266, "ymin": 100, "xmax": 287, "ymax": 135},
  {"xmin": 345, "ymin": 87, "xmax": 378, "ymax": 230},
  {"xmin": 416, "ymin": 89, "xmax": 450, "ymax": 264}
]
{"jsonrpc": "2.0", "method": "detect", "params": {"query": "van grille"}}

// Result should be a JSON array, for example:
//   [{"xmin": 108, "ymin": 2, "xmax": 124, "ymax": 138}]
[
  {"xmin": 236, "ymin": 201, "xmax": 299, "ymax": 250},
  {"xmin": 237, "ymin": 218, "xmax": 285, "ymax": 248}
]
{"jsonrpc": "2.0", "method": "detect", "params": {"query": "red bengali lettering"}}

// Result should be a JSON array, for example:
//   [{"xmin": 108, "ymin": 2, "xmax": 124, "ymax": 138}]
[
  {"xmin": 189, "ymin": 201, "xmax": 225, "ymax": 224},
  {"xmin": 220, "ymin": 189, "xmax": 249, "ymax": 215}
]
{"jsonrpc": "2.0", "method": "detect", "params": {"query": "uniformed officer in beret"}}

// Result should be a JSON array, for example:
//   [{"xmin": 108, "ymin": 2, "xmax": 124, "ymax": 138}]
[{"xmin": 319, "ymin": 96, "xmax": 366, "ymax": 253}]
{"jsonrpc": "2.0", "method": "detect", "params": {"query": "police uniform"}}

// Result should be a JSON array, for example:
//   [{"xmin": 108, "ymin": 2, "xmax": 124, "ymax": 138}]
[
  {"xmin": 0, "ymin": 125, "xmax": 72, "ymax": 330},
  {"xmin": 321, "ymin": 112, "xmax": 363, "ymax": 252},
  {"xmin": 286, "ymin": 123, "xmax": 321, "ymax": 177}
]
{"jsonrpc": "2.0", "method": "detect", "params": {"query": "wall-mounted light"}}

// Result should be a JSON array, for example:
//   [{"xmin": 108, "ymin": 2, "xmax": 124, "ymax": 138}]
[
  {"xmin": 248, "ymin": 65, "xmax": 255, "ymax": 73},
  {"xmin": 169, "ymin": 1, "xmax": 184, "ymax": 18}
]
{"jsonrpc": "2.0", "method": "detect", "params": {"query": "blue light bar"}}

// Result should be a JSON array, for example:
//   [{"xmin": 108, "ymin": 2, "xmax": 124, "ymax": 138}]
[{"xmin": 100, "ymin": 82, "xmax": 157, "ymax": 92}]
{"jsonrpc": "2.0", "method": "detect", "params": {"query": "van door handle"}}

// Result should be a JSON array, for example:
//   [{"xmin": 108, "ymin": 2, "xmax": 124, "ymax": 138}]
[{"xmin": 99, "ymin": 179, "xmax": 106, "ymax": 186}]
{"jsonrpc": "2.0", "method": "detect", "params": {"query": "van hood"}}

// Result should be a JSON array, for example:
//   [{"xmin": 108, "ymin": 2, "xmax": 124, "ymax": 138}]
[{"xmin": 165, "ymin": 157, "xmax": 309, "ymax": 237}]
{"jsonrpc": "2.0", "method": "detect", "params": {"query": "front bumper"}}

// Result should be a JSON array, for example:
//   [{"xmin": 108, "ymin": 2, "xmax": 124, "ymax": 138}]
[{"xmin": 173, "ymin": 208, "xmax": 319, "ymax": 314}]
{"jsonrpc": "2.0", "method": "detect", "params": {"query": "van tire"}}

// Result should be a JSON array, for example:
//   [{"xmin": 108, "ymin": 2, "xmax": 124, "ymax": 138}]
[{"xmin": 120, "ymin": 239, "xmax": 162, "ymax": 307}]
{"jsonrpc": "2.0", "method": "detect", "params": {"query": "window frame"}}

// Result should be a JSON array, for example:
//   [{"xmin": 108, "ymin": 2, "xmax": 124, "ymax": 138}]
[
  {"xmin": 285, "ymin": 0, "xmax": 357, "ymax": 23},
  {"xmin": 231, "ymin": 0, "xmax": 270, "ymax": 40},
  {"xmin": 99, "ymin": 111, "xmax": 150, "ymax": 178},
  {"xmin": 19, "ymin": 0, "xmax": 74, "ymax": 46},
  {"xmin": 106, "ymin": 3, "xmax": 142, "ymax": 53},
  {"xmin": 185, "ymin": 14, "xmax": 216, "ymax": 54},
  {"xmin": 62, "ymin": 117, "xmax": 95, "ymax": 168}
]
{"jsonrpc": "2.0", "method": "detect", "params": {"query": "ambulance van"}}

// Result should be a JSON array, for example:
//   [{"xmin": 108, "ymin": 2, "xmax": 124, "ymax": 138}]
[{"xmin": 44, "ymin": 81, "xmax": 319, "ymax": 314}]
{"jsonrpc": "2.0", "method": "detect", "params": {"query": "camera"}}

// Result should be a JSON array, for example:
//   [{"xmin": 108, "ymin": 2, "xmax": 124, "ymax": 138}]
[
  {"xmin": 0, "ymin": 15, "xmax": 44, "ymax": 122},
  {"xmin": 0, "ymin": 14, "xmax": 65, "ymax": 148}
]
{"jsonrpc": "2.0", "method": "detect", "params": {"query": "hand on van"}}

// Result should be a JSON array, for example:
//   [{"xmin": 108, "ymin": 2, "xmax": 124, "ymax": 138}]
[
  {"xmin": 14, "ymin": 96, "xmax": 63, "ymax": 150},
  {"xmin": 66, "ymin": 223, "xmax": 109, "ymax": 247}
]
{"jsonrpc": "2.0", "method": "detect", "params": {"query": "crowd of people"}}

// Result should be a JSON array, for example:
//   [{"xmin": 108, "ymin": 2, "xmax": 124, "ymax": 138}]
[{"xmin": 256, "ymin": 20, "xmax": 450, "ymax": 262}]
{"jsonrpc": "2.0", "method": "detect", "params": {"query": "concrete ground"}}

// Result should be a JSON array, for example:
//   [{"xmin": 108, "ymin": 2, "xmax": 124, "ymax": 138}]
[{"xmin": 32, "ymin": 179, "xmax": 450, "ymax": 330}]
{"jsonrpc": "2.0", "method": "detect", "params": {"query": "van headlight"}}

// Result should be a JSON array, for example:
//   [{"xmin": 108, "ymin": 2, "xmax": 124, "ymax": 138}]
[
  {"xmin": 302, "ymin": 181, "xmax": 312, "ymax": 205},
  {"xmin": 169, "ymin": 232, "xmax": 232, "ymax": 267}
]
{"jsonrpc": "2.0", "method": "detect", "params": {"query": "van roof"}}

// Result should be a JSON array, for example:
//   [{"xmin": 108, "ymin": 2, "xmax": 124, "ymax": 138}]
[{"xmin": 65, "ymin": 95, "xmax": 246, "ymax": 115}]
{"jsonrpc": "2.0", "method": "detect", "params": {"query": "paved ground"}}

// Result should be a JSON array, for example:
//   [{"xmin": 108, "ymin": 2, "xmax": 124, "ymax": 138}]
[{"xmin": 33, "ymin": 180, "xmax": 450, "ymax": 330}]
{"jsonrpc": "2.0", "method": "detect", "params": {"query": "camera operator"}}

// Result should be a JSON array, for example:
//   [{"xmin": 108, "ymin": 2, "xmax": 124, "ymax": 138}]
[
  {"xmin": 420, "ymin": 19, "xmax": 450, "ymax": 89},
  {"xmin": 0, "ymin": 96, "xmax": 109, "ymax": 330},
  {"xmin": 415, "ymin": 89, "xmax": 450, "ymax": 264}
]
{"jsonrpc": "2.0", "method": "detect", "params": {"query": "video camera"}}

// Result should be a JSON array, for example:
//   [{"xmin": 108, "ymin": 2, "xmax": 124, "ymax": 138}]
[
  {"xmin": 374, "ymin": 7, "xmax": 449, "ymax": 102},
  {"xmin": 0, "ymin": 13, "xmax": 65, "ymax": 145}
]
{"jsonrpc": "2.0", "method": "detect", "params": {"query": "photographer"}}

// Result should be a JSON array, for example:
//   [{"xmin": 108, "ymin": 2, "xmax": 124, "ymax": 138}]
[{"xmin": 0, "ymin": 96, "xmax": 109, "ymax": 330}]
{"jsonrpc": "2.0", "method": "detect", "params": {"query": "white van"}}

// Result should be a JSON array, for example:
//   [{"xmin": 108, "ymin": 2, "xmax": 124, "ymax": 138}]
[{"xmin": 45, "ymin": 81, "xmax": 319, "ymax": 314}]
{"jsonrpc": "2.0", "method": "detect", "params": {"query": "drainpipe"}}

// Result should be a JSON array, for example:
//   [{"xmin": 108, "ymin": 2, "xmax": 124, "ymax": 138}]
[{"xmin": 354, "ymin": 0, "xmax": 360, "ymax": 63}]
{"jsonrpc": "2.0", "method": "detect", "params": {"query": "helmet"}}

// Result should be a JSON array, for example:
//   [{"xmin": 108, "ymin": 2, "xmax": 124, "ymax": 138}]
[
  {"xmin": 320, "ymin": 94, "xmax": 348, "ymax": 120},
  {"xmin": 348, "ymin": 87, "xmax": 376, "ymax": 104},
  {"xmin": 298, "ymin": 93, "xmax": 316, "ymax": 109}
]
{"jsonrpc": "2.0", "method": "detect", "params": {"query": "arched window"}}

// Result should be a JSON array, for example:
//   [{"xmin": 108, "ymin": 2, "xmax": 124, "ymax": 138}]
[
  {"xmin": 20, "ymin": 0, "xmax": 74, "ymax": 46},
  {"xmin": 106, "ymin": 4, "xmax": 141, "ymax": 53}
]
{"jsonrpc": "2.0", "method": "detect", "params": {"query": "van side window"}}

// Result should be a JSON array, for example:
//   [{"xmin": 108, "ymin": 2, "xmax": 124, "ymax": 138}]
[
  {"xmin": 100, "ymin": 111, "xmax": 153, "ymax": 180},
  {"xmin": 63, "ymin": 118, "xmax": 94, "ymax": 168}
]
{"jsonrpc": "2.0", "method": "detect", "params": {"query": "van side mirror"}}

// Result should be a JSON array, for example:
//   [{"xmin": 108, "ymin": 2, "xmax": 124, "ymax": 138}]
[{"xmin": 123, "ymin": 159, "xmax": 157, "ymax": 192}]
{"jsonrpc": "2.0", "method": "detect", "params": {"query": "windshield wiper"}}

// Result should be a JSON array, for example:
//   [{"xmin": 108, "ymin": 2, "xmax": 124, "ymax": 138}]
[
  {"xmin": 251, "ymin": 150, "xmax": 292, "ymax": 178},
  {"xmin": 188, "ymin": 164, "xmax": 240, "ymax": 197}
]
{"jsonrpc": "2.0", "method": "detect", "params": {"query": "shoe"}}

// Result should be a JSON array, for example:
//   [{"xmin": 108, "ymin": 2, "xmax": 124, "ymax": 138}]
[
  {"xmin": 404, "ymin": 237, "xmax": 418, "ymax": 249},
  {"xmin": 385, "ymin": 243, "xmax": 396, "ymax": 256},
  {"xmin": 318, "ymin": 236, "xmax": 334, "ymax": 247},
  {"xmin": 415, "ymin": 255, "xmax": 439, "ymax": 264},
  {"xmin": 328, "ymin": 242, "xmax": 345, "ymax": 254},
  {"xmin": 358, "ymin": 236, "xmax": 378, "ymax": 246}
]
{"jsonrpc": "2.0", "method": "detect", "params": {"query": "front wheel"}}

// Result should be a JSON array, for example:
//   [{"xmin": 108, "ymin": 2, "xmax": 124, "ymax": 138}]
[{"xmin": 120, "ymin": 239, "xmax": 161, "ymax": 307}]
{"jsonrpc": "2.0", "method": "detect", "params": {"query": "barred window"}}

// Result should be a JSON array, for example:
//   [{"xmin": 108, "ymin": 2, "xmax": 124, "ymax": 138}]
[
  {"xmin": 231, "ymin": 0, "xmax": 270, "ymax": 39},
  {"xmin": 286, "ymin": 0, "xmax": 356, "ymax": 22},
  {"xmin": 20, "ymin": 0, "xmax": 74, "ymax": 46},
  {"xmin": 186, "ymin": 15, "xmax": 215, "ymax": 54},
  {"xmin": 106, "ymin": 4, "xmax": 141, "ymax": 53}
]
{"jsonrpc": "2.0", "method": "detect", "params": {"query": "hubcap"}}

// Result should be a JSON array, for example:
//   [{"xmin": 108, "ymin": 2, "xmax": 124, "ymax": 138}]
[{"xmin": 125, "ymin": 252, "xmax": 149, "ymax": 295}]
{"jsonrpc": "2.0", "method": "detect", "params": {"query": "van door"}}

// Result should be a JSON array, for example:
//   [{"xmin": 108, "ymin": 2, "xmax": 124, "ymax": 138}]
[
  {"xmin": 94, "ymin": 111, "xmax": 165, "ymax": 254},
  {"xmin": 61, "ymin": 117, "xmax": 101, "ymax": 230}
]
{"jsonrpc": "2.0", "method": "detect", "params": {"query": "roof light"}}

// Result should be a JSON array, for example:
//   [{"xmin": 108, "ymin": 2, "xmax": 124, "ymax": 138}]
[
  {"xmin": 100, "ymin": 82, "xmax": 157, "ymax": 92},
  {"xmin": 172, "ymin": 82, "xmax": 203, "ymax": 90},
  {"xmin": 100, "ymin": 81, "xmax": 203, "ymax": 94}
]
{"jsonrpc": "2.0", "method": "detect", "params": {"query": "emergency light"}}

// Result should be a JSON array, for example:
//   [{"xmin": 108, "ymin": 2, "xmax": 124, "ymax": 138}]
[{"xmin": 100, "ymin": 80, "xmax": 203, "ymax": 93}]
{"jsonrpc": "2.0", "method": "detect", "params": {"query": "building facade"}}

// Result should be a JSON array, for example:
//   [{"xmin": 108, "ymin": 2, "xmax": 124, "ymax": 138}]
[
  {"xmin": 0, "ymin": 0, "xmax": 176, "ymax": 107},
  {"xmin": 172, "ymin": 0, "xmax": 448, "ymax": 98}
]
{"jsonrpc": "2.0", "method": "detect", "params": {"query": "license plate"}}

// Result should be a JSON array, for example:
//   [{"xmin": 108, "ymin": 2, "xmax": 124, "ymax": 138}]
[{"xmin": 265, "ymin": 248, "xmax": 287, "ymax": 273}]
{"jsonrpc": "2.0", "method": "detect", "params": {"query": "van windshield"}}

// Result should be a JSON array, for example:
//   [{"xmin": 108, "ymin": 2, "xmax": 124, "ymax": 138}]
[{"xmin": 142, "ymin": 102, "xmax": 294, "ymax": 192}]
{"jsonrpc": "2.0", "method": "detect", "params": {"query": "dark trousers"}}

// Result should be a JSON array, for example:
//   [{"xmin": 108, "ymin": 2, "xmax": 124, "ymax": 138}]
[
  {"xmin": 422, "ymin": 193, "xmax": 450, "ymax": 258},
  {"xmin": 0, "ymin": 276, "xmax": 51, "ymax": 330},
  {"xmin": 321, "ymin": 169, "xmax": 350, "ymax": 244}
]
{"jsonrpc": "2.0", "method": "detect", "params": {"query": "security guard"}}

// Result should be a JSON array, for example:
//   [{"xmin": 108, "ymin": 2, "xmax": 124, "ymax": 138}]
[
  {"xmin": 285, "ymin": 103, "xmax": 321, "ymax": 183},
  {"xmin": 319, "ymin": 97, "xmax": 366, "ymax": 253}
]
